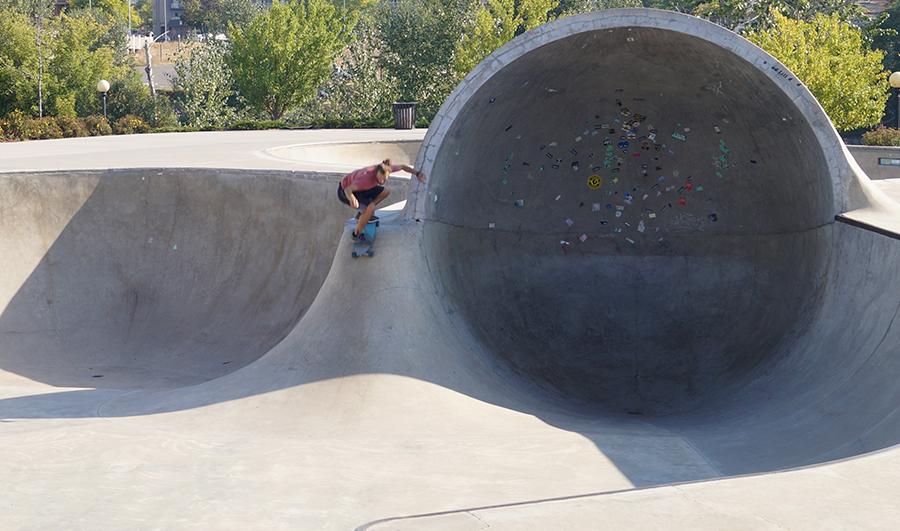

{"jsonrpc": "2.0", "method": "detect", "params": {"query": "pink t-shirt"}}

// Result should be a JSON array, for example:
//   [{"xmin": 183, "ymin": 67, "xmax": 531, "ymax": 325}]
[{"xmin": 341, "ymin": 164, "xmax": 400, "ymax": 191}]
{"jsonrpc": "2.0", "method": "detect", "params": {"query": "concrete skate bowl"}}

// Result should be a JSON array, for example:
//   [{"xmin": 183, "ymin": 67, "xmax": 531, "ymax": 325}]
[
  {"xmin": 418, "ymin": 9, "xmax": 900, "ymax": 469},
  {"xmin": 0, "ymin": 168, "xmax": 349, "ymax": 389}
]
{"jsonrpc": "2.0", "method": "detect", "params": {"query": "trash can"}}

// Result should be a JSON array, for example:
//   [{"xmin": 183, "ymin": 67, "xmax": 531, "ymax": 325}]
[{"xmin": 392, "ymin": 102, "xmax": 417, "ymax": 130}]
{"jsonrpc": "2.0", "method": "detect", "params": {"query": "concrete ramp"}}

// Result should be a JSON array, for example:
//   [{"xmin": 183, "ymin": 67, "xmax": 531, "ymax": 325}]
[{"xmin": 4, "ymin": 8, "xmax": 900, "ymax": 531}]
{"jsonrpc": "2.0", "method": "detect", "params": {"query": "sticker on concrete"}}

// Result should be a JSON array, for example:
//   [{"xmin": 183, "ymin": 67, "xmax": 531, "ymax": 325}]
[{"xmin": 588, "ymin": 175, "xmax": 602, "ymax": 189}]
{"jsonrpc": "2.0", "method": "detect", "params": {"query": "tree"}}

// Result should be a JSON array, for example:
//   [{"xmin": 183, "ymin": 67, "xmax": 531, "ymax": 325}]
[
  {"xmin": 454, "ymin": 0, "xmax": 557, "ymax": 81},
  {"xmin": 661, "ymin": 0, "xmax": 866, "ymax": 33},
  {"xmin": 47, "ymin": 11, "xmax": 121, "ymax": 117},
  {"xmin": 181, "ymin": 0, "xmax": 259, "ymax": 33},
  {"xmin": 67, "ymin": 0, "xmax": 133, "ymax": 23},
  {"xmin": 133, "ymin": 0, "xmax": 153, "ymax": 30},
  {"xmin": 299, "ymin": 15, "xmax": 397, "ymax": 121},
  {"xmin": 0, "ymin": 8, "xmax": 43, "ymax": 116},
  {"xmin": 227, "ymin": 0, "xmax": 356, "ymax": 120},
  {"xmin": 0, "ymin": 4, "xmax": 131, "ymax": 118},
  {"xmin": 376, "ymin": 0, "xmax": 470, "ymax": 120},
  {"xmin": 106, "ymin": 72, "xmax": 178, "ymax": 127},
  {"xmin": 172, "ymin": 40, "xmax": 239, "ymax": 127},
  {"xmin": 746, "ymin": 10, "xmax": 889, "ymax": 131}
]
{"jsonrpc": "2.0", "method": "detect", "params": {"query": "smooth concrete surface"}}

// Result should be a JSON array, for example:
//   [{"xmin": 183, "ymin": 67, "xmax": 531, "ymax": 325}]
[
  {"xmin": 415, "ymin": 9, "xmax": 886, "ymax": 415},
  {"xmin": 265, "ymin": 140, "xmax": 422, "ymax": 171},
  {"xmin": 4, "ymin": 8, "xmax": 900, "ymax": 531}
]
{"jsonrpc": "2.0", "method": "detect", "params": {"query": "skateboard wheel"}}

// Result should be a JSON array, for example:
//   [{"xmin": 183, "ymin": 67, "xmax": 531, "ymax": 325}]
[
  {"xmin": 375, "ymin": 221, "xmax": 379, "ymax": 227},
  {"xmin": 351, "ymin": 251, "xmax": 358, "ymax": 258},
  {"xmin": 367, "ymin": 250, "xmax": 374, "ymax": 257}
]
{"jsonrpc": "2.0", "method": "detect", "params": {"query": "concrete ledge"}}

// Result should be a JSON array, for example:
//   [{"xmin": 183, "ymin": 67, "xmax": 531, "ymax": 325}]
[{"xmin": 847, "ymin": 145, "xmax": 900, "ymax": 180}]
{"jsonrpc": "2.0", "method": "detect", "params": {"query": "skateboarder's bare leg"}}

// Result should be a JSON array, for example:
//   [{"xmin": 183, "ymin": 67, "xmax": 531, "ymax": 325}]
[{"xmin": 355, "ymin": 189, "xmax": 389, "ymax": 235}]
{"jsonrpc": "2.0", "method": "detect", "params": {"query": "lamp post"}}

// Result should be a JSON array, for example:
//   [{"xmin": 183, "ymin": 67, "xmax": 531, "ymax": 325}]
[
  {"xmin": 890, "ymin": 72, "xmax": 900, "ymax": 129},
  {"xmin": 97, "ymin": 79, "xmax": 110, "ymax": 120}
]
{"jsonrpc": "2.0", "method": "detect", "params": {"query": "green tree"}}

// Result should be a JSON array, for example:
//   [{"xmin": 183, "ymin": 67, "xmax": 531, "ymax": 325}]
[
  {"xmin": 454, "ymin": 0, "xmax": 557, "ymax": 81},
  {"xmin": 106, "ymin": 72, "xmax": 178, "ymax": 127},
  {"xmin": 172, "ymin": 39, "xmax": 239, "ymax": 127},
  {"xmin": 181, "ymin": 0, "xmax": 259, "ymax": 33},
  {"xmin": 133, "ymin": 0, "xmax": 153, "ymax": 30},
  {"xmin": 47, "ymin": 11, "xmax": 122, "ymax": 117},
  {"xmin": 658, "ymin": 0, "xmax": 866, "ymax": 33},
  {"xmin": 294, "ymin": 15, "xmax": 396, "ymax": 122},
  {"xmin": 227, "ymin": 0, "xmax": 356, "ymax": 120},
  {"xmin": 68, "ymin": 0, "xmax": 133, "ymax": 23},
  {"xmin": 746, "ymin": 10, "xmax": 889, "ymax": 131},
  {"xmin": 0, "ymin": 8, "xmax": 43, "ymax": 116},
  {"xmin": 0, "ymin": 5, "xmax": 130, "ymax": 118},
  {"xmin": 376, "ymin": 0, "xmax": 471, "ymax": 120}
]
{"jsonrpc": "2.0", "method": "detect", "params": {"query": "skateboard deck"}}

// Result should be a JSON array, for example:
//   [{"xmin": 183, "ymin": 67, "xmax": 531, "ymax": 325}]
[{"xmin": 351, "ymin": 220, "xmax": 378, "ymax": 258}]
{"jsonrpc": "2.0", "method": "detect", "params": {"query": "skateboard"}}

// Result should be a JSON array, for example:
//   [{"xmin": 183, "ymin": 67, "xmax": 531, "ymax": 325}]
[{"xmin": 351, "ymin": 219, "xmax": 378, "ymax": 258}]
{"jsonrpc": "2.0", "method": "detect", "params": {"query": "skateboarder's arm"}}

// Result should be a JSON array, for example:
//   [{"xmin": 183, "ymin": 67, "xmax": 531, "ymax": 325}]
[
  {"xmin": 343, "ymin": 183, "xmax": 360, "ymax": 208},
  {"xmin": 397, "ymin": 164, "xmax": 427, "ymax": 183}
]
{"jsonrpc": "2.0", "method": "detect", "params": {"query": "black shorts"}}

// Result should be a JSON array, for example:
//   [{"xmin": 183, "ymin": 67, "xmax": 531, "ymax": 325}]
[{"xmin": 338, "ymin": 184, "xmax": 384, "ymax": 208}]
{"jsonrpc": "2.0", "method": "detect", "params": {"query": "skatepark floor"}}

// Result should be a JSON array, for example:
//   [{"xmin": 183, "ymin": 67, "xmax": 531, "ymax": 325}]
[{"xmin": 2, "ymin": 130, "xmax": 900, "ymax": 530}]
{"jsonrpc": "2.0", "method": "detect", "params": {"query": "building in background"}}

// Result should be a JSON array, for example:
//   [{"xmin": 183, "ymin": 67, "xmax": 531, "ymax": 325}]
[{"xmin": 152, "ymin": 0, "xmax": 186, "ymax": 40}]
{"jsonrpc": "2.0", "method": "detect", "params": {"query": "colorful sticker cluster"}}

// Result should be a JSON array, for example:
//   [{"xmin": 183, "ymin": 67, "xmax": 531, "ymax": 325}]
[{"xmin": 492, "ymin": 89, "xmax": 732, "ymax": 245}]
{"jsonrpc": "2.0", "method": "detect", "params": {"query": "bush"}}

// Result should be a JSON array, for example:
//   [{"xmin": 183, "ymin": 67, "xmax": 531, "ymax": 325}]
[
  {"xmin": 862, "ymin": 125, "xmax": 900, "ymax": 146},
  {"xmin": 1, "ymin": 110, "xmax": 29, "ymax": 139},
  {"xmin": 55, "ymin": 115, "xmax": 89, "ymax": 138},
  {"xmin": 307, "ymin": 116, "xmax": 393, "ymax": 129},
  {"xmin": 0, "ymin": 111, "xmax": 65, "ymax": 140},
  {"xmin": 83, "ymin": 115, "xmax": 112, "ymax": 136},
  {"xmin": 150, "ymin": 125, "xmax": 203, "ymax": 133},
  {"xmin": 113, "ymin": 115, "xmax": 151, "ymax": 135},
  {"xmin": 228, "ymin": 120, "xmax": 290, "ymax": 130},
  {"xmin": 106, "ymin": 76, "xmax": 179, "ymax": 129},
  {"xmin": 23, "ymin": 116, "xmax": 63, "ymax": 140}
]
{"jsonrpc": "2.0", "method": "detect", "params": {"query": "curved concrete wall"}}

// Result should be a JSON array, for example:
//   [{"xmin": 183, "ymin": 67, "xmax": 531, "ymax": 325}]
[
  {"xmin": 0, "ymin": 169, "xmax": 349, "ymax": 389},
  {"xmin": 412, "ymin": 9, "xmax": 879, "ymax": 413}
]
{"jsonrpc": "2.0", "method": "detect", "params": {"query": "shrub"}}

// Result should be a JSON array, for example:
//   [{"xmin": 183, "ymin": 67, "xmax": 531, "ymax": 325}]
[
  {"xmin": 228, "ymin": 120, "xmax": 290, "ymax": 130},
  {"xmin": 0, "ymin": 112, "xmax": 64, "ymax": 140},
  {"xmin": 22, "ymin": 116, "xmax": 63, "ymax": 140},
  {"xmin": 1, "ymin": 110, "xmax": 28, "ymax": 139},
  {"xmin": 83, "ymin": 115, "xmax": 112, "ymax": 136},
  {"xmin": 106, "ymin": 77, "xmax": 179, "ymax": 129},
  {"xmin": 307, "ymin": 116, "xmax": 393, "ymax": 129},
  {"xmin": 113, "ymin": 115, "xmax": 151, "ymax": 135},
  {"xmin": 55, "ymin": 115, "xmax": 89, "ymax": 138},
  {"xmin": 862, "ymin": 125, "xmax": 900, "ymax": 146}
]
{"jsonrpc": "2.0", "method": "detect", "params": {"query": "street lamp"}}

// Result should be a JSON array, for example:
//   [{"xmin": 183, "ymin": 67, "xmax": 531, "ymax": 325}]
[
  {"xmin": 97, "ymin": 79, "xmax": 110, "ymax": 120},
  {"xmin": 890, "ymin": 72, "xmax": 900, "ymax": 128}
]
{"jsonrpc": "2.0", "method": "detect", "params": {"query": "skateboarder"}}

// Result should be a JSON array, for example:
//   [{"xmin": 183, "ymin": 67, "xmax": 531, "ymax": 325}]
[{"xmin": 338, "ymin": 158, "xmax": 427, "ymax": 242}]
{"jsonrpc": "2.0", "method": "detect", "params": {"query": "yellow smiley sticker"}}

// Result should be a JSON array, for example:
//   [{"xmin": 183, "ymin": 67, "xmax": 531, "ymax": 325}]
[{"xmin": 587, "ymin": 175, "xmax": 602, "ymax": 189}]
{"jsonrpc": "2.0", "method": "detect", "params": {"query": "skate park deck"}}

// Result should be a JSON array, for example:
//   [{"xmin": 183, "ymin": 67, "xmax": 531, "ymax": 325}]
[{"xmin": 5, "ymin": 9, "xmax": 900, "ymax": 530}]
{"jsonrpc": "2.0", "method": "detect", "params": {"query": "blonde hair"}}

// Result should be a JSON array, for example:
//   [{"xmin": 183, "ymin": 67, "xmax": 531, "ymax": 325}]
[{"xmin": 376, "ymin": 158, "xmax": 392, "ymax": 176}]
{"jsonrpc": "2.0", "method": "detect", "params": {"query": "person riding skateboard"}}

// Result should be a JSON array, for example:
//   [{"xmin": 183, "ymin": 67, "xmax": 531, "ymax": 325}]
[{"xmin": 337, "ymin": 158, "xmax": 427, "ymax": 242}]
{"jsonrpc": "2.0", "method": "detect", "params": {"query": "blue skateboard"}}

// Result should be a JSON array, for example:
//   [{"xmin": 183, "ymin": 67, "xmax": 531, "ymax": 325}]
[{"xmin": 351, "ymin": 219, "xmax": 378, "ymax": 258}]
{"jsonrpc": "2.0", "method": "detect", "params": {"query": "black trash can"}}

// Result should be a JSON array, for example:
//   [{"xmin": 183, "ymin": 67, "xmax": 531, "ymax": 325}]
[{"xmin": 392, "ymin": 102, "xmax": 417, "ymax": 130}]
